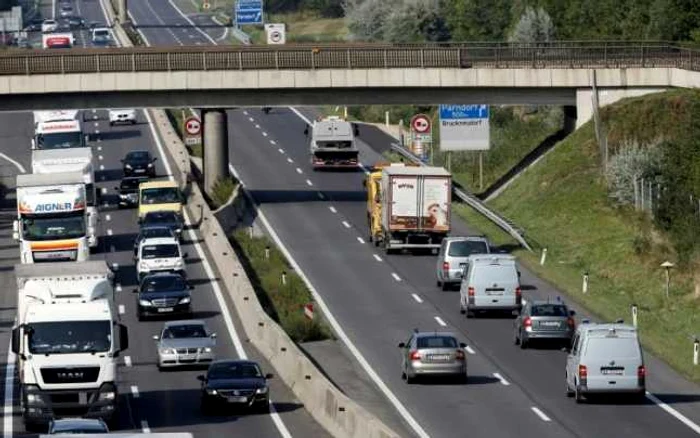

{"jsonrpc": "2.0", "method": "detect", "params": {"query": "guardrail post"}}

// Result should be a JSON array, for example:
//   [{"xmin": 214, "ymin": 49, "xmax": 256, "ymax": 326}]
[
  {"xmin": 131, "ymin": 53, "xmax": 136, "ymax": 72},
  {"xmin": 420, "ymin": 49, "xmax": 425, "ymax": 68},
  {"xmin": 275, "ymin": 51, "xmax": 279, "ymax": 69},
  {"xmin": 346, "ymin": 49, "xmax": 351, "ymax": 69},
  {"xmin": 167, "ymin": 52, "xmax": 171, "ymax": 71},
  {"xmin": 96, "ymin": 54, "xmax": 100, "ymax": 73},
  {"xmin": 60, "ymin": 55, "xmax": 65, "ymax": 74},
  {"xmin": 202, "ymin": 52, "xmax": 207, "ymax": 71},
  {"xmin": 24, "ymin": 56, "xmax": 29, "ymax": 75},
  {"xmin": 455, "ymin": 48, "xmax": 460, "ymax": 68},
  {"xmin": 383, "ymin": 49, "xmax": 388, "ymax": 68},
  {"xmin": 238, "ymin": 51, "xmax": 243, "ymax": 70}
]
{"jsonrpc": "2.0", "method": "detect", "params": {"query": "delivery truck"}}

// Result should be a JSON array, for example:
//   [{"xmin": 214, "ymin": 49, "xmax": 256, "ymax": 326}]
[
  {"xmin": 365, "ymin": 163, "xmax": 451, "ymax": 254},
  {"xmin": 305, "ymin": 116, "xmax": 360, "ymax": 169},
  {"xmin": 12, "ymin": 262, "xmax": 127, "ymax": 430},
  {"xmin": 32, "ymin": 110, "xmax": 86, "ymax": 151}
]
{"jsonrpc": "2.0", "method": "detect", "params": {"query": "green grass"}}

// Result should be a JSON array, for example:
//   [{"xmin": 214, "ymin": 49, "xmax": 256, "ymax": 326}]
[
  {"xmin": 210, "ymin": 176, "xmax": 237, "ymax": 209},
  {"xmin": 231, "ymin": 230, "xmax": 333, "ymax": 343},
  {"xmin": 460, "ymin": 89, "xmax": 700, "ymax": 383}
]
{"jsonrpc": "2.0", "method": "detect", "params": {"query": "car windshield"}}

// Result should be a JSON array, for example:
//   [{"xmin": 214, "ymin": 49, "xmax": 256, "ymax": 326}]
[
  {"xmin": 36, "ymin": 131, "xmax": 84, "ymax": 149},
  {"xmin": 162, "ymin": 324, "xmax": 207, "ymax": 339},
  {"xmin": 94, "ymin": 29, "xmax": 109, "ymax": 37},
  {"xmin": 417, "ymin": 336, "xmax": 458, "ymax": 349},
  {"xmin": 28, "ymin": 320, "xmax": 111, "ymax": 354},
  {"xmin": 127, "ymin": 151, "xmax": 150, "ymax": 161},
  {"xmin": 145, "ymin": 212, "xmax": 178, "ymax": 224},
  {"xmin": 142, "ymin": 275, "xmax": 186, "ymax": 292},
  {"xmin": 209, "ymin": 363, "xmax": 262, "ymax": 379},
  {"xmin": 448, "ymin": 240, "xmax": 489, "ymax": 257},
  {"xmin": 21, "ymin": 211, "xmax": 86, "ymax": 241},
  {"xmin": 141, "ymin": 244, "xmax": 178, "ymax": 259},
  {"xmin": 52, "ymin": 422, "xmax": 107, "ymax": 433},
  {"xmin": 141, "ymin": 187, "xmax": 180, "ymax": 204},
  {"xmin": 139, "ymin": 227, "xmax": 173, "ymax": 240},
  {"xmin": 531, "ymin": 304, "xmax": 568, "ymax": 317},
  {"xmin": 317, "ymin": 140, "xmax": 353, "ymax": 149}
]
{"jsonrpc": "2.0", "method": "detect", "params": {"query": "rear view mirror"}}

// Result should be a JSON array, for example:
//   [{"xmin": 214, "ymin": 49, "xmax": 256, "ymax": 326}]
[
  {"xmin": 459, "ymin": 342, "xmax": 467, "ymax": 348},
  {"xmin": 11, "ymin": 328, "xmax": 19, "ymax": 354},
  {"xmin": 152, "ymin": 335, "xmax": 159, "ymax": 341},
  {"xmin": 569, "ymin": 310, "xmax": 576, "ymax": 316},
  {"xmin": 119, "ymin": 324, "xmax": 129, "ymax": 352},
  {"xmin": 398, "ymin": 342, "xmax": 405, "ymax": 348},
  {"xmin": 303, "ymin": 126, "xmax": 309, "ymax": 136},
  {"xmin": 265, "ymin": 373, "xmax": 274, "ymax": 379}
]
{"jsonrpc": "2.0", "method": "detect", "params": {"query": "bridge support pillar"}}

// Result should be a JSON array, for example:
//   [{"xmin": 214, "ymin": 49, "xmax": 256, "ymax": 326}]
[
  {"xmin": 202, "ymin": 109, "xmax": 230, "ymax": 197},
  {"xmin": 118, "ymin": 0, "xmax": 127, "ymax": 24}
]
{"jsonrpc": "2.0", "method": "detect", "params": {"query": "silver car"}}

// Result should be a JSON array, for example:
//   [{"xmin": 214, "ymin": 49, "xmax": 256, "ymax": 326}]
[
  {"xmin": 153, "ymin": 320, "xmax": 217, "ymax": 370},
  {"xmin": 399, "ymin": 330, "xmax": 467, "ymax": 383},
  {"xmin": 436, "ymin": 236, "xmax": 490, "ymax": 291},
  {"xmin": 514, "ymin": 299, "xmax": 576, "ymax": 349}
]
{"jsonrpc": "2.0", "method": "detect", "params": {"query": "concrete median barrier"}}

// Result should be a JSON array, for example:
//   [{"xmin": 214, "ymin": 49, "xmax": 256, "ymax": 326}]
[{"xmin": 148, "ymin": 109, "xmax": 401, "ymax": 438}]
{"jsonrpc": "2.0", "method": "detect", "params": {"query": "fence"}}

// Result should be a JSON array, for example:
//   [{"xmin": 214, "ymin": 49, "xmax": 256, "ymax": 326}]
[{"xmin": 0, "ymin": 41, "xmax": 699, "ymax": 75}]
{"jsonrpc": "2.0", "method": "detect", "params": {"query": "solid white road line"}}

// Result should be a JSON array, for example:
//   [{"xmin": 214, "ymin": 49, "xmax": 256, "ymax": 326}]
[
  {"xmin": 434, "ymin": 316, "xmax": 447, "ymax": 327},
  {"xmin": 329, "ymin": 206, "xmax": 337, "ymax": 213},
  {"xmin": 412, "ymin": 294, "xmax": 423, "ymax": 303},
  {"xmin": 357, "ymin": 237, "xmax": 365, "ymax": 244},
  {"xmin": 342, "ymin": 221, "xmax": 350, "ymax": 228},
  {"xmin": 0, "ymin": 152, "xmax": 26, "ymax": 173},
  {"xmin": 3, "ymin": 342, "xmax": 16, "ymax": 438},
  {"xmin": 306, "ymin": 179, "xmax": 313, "ymax": 186},
  {"xmin": 130, "ymin": 385, "xmax": 140, "ymax": 398},
  {"xmin": 465, "ymin": 346, "xmax": 476, "ymax": 355},
  {"xmin": 646, "ymin": 392, "xmax": 700, "ymax": 434},
  {"xmin": 118, "ymin": 304, "xmax": 125, "ymax": 315},
  {"xmin": 226, "ymin": 165, "xmax": 430, "ymax": 438},
  {"xmin": 124, "ymin": 356, "xmax": 132, "ymax": 367},
  {"xmin": 493, "ymin": 372, "xmax": 510, "ymax": 386},
  {"xmin": 531, "ymin": 407, "xmax": 551, "ymax": 422},
  {"xmin": 391, "ymin": 273, "xmax": 401, "ymax": 282},
  {"xmin": 373, "ymin": 254, "xmax": 382, "ymax": 262},
  {"xmin": 140, "ymin": 420, "xmax": 151, "ymax": 433}
]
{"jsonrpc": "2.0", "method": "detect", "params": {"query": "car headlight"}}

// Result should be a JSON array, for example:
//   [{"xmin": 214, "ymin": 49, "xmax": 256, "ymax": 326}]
[
  {"xmin": 174, "ymin": 259, "xmax": 183, "ymax": 268},
  {"xmin": 139, "ymin": 261, "xmax": 148, "ymax": 271},
  {"xmin": 148, "ymin": 163, "xmax": 154, "ymax": 167},
  {"xmin": 179, "ymin": 296, "xmax": 190, "ymax": 304},
  {"xmin": 138, "ymin": 299, "xmax": 152, "ymax": 307},
  {"xmin": 175, "ymin": 228, "xmax": 182, "ymax": 234},
  {"xmin": 160, "ymin": 348, "xmax": 175, "ymax": 355},
  {"xmin": 125, "ymin": 164, "xmax": 132, "ymax": 169},
  {"xmin": 206, "ymin": 389, "xmax": 218, "ymax": 395},
  {"xmin": 26, "ymin": 393, "xmax": 42, "ymax": 403},
  {"xmin": 98, "ymin": 391, "xmax": 115, "ymax": 401},
  {"xmin": 255, "ymin": 387, "xmax": 268, "ymax": 394},
  {"xmin": 203, "ymin": 347, "xmax": 212, "ymax": 353}
]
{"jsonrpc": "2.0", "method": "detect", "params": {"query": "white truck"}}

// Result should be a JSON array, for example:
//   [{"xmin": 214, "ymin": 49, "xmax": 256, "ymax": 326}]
[
  {"xmin": 42, "ymin": 32, "xmax": 74, "ymax": 49},
  {"xmin": 14, "ymin": 172, "xmax": 92, "ymax": 263},
  {"xmin": 32, "ymin": 110, "xmax": 87, "ymax": 151},
  {"xmin": 375, "ymin": 165, "xmax": 452, "ymax": 253},
  {"xmin": 12, "ymin": 262, "xmax": 128, "ymax": 429},
  {"xmin": 32, "ymin": 148, "xmax": 99, "ymax": 249},
  {"xmin": 40, "ymin": 435, "xmax": 193, "ymax": 438},
  {"xmin": 305, "ymin": 116, "xmax": 360, "ymax": 169}
]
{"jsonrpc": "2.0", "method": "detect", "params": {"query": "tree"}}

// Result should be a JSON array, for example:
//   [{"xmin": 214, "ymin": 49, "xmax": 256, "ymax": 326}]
[
  {"xmin": 343, "ymin": 0, "xmax": 394, "ymax": 41},
  {"xmin": 509, "ymin": 6, "xmax": 554, "ymax": 42},
  {"xmin": 303, "ymin": 0, "xmax": 344, "ymax": 17},
  {"xmin": 382, "ymin": 0, "xmax": 449, "ymax": 43},
  {"xmin": 0, "ymin": 0, "xmax": 18, "ymax": 11},
  {"xmin": 445, "ymin": 0, "xmax": 512, "ymax": 41}
]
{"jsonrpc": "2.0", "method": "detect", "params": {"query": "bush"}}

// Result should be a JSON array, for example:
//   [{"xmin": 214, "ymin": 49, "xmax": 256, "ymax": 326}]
[
  {"xmin": 231, "ymin": 230, "xmax": 332, "ymax": 342},
  {"xmin": 605, "ymin": 140, "xmax": 662, "ymax": 206},
  {"xmin": 302, "ymin": 0, "xmax": 343, "ymax": 17},
  {"xmin": 210, "ymin": 176, "xmax": 237, "ymax": 209}
]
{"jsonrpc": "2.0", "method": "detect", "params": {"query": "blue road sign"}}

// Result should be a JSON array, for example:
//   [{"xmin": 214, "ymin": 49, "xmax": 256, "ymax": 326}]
[
  {"xmin": 237, "ymin": 1, "xmax": 262, "ymax": 10},
  {"xmin": 235, "ymin": 0, "xmax": 263, "ymax": 25},
  {"xmin": 439, "ymin": 104, "xmax": 489, "ymax": 119}
]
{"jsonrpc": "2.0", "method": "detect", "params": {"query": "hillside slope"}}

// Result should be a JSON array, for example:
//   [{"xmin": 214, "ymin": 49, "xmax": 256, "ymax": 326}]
[{"xmin": 488, "ymin": 89, "xmax": 700, "ymax": 382}]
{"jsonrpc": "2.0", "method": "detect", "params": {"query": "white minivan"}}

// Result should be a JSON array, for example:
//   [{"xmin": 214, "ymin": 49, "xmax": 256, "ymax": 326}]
[
  {"xmin": 459, "ymin": 254, "xmax": 521, "ymax": 318},
  {"xmin": 135, "ymin": 236, "xmax": 187, "ymax": 281}
]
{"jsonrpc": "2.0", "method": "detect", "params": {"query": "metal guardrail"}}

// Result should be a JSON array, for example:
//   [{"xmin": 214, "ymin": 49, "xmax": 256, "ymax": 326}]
[
  {"xmin": 389, "ymin": 143, "xmax": 533, "ymax": 252},
  {"xmin": 0, "ymin": 41, "xmax": 698, "ymax": 75}
]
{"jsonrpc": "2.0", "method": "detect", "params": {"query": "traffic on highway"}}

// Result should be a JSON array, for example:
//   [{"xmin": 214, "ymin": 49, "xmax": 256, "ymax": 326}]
[{"xmin": 0, "ymin": 0, "xmax": 699, "ymax": 437}]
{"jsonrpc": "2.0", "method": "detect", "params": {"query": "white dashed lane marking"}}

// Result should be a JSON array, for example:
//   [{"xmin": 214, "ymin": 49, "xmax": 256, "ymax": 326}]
[
  {"xmin": 140, "ymin": 420, "xmax": 150, "ymax": 433},
  {"xmin": 329, "ymin": 206, "xmax": 337, "ymax": 213},
  {"xmin": 373, "ymin": 254, "xmax": 382, "ymax": 262},
  {"xmin": 107, "ymin": 229, "xmax": 113, "ymax": 236},
  {"xmin": 278, "ymin": 148, "xmax": 285, "ymax": 154},
  {"xmin": 296, "ymin": 168, "xmax": 303, "ymax": 174},
  {"xmin": 434, "ymin": 316, "xmax": 447, "ymax": 327},
  {"xmin": 262, "ymin": 132, "xmax": 268, "ymax": 137},
  {"xmin": 466, "ymin": 346, "xmax": 476, "ymax": 355},
  {"xmin": 531, "ymin": 407, "xmax": 551, "ymax": 422},
  {"xmin": 342, "ymin": 221, "xmax": 350, "ymax": 228},
  {"xmin": 493, "ymin": 372, "xmax": 510, "ymax": 386},
  {"xmin": 130, "ymin": 386, "xmax": 140, "ymax": 398},
  {"xmin": 124, "ymin": 356, "xmax": 132, "ymax": 367},
  {"xmin": 391, "ymin": 273, "xmax": 401, "ymax": 282},
  {"xmin": 317, "ymin": 192, "xmax": 325, "ymax": 200},
  {"xmin": 255, "ymin": 124, "xmax": 261, "ymax": 129},
  {"xmin": 116, "ymin": 283, "xmax": 122, "ymax": 292},
  {"xmin": 105, "ymin": 214, "xmax": 111, "ymax": 221},
  {"xmin": 306, "ymin": 179, "xmax": 313, "ymax": 186},
  {"xmin": 412, "ymin": 294, "xmax": 423, "ymax": 303},
  {"xmin": 99, "ymin": 164, "xmax": 104, "ymax": 170},
  {"xmin": 118, "ymin": 305, "xmax": 125, "ymax": 315},
  {"xmin": 248, "ymin": 117, "xmax": 254, "ymax": 122},
  {"xmin": 270, "ymin": 140, "xmax": 276, "ymax": 145},
  {"xmin": 287, "ymin": 158, "xmax": 293, "ymax": 163},
  {"xmin": 98, "ymin": 155, "xmax": 103, "ymax": 160},
  {"xmin": 356, "ymin": 237, "xmax": 365, "ymax": 244}
]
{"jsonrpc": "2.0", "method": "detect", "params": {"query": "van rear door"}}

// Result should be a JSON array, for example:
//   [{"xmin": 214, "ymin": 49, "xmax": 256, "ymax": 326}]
[
  {"xmin": 472, "ymin": 263, "xmax": 518, "ymax": 308},
  {"xmin": 583, "ymin": 335, "xmax": 643, "ymax": 392}
]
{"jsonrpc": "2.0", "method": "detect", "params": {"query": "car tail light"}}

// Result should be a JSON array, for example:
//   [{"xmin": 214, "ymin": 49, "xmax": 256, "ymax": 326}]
[
  {"xmin": 567, "ymin": 317, "xmax": 575, "ymax": 328},
  {"xmin": 442, "ymin": 261, "xmax": 450, "ymax": 275},
  {"xmin": 578, "ymin": 364, "xmax": 588, "ymax": 383},
  {"xmin": 515, "ymin": 287, "xmax": 522, "ymax": 300},
  {"xmin": 638, "ymin": 365, "xmax": 646, "ymax": 385},
  {"xmin": 455, "ymin": 349, "xmax": 465, "ymax": 361},
  {"xmin": 468, "ymin": 287, "xmax": 475, "ymax": 297},
  {"xmin": 409, "ymin": 350, "xmax": 421, "ymax": 361},
  {"xmin": 523, "ymin": 316, "xmax": 532, "ymax": 328}
]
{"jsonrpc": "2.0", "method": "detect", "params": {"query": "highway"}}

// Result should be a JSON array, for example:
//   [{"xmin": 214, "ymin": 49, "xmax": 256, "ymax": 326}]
[
  {"xmin": 0, "ymin": 0, "xmax": 329, "ymax": 437},
  {"xmin": 119, "ymin": 1, "xmax": 700, "ymax": 438}
]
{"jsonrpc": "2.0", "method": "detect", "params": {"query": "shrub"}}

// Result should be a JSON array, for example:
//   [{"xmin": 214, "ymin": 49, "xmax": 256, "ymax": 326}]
[
  {"xmin": 210, "ymin": 176, "xmax": 237, "ymax": 209},
  {"xmin": 605, "ymin": 140, "xmax": 662, "ymax": 206}
]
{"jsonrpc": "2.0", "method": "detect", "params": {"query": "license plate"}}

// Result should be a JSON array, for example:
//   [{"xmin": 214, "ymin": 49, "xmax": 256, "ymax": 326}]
[
  {"xmin": 227, "ymin": 396, "xmax": 247, "ymax": 403},
  {"xmin": 134, "ymin": 169, "xmax": 145, "ymax": 173},
  {"xmin": 601, "ymin": 368, "xmax": 623, "ymax": 375},
  {"xmin": 485, "ymin": 290, "xmax": 503, "ymax": 295},
  {"xmin": 541, "ymin": 321, "xmax": 560, "ymax": 327},
  {"xmin": 430, "ymin": 354, "xmax": 450, "ymax": 361},
  {"xmin": 157, "ymin": 307, "xmax": 174, "ymax": 313}
]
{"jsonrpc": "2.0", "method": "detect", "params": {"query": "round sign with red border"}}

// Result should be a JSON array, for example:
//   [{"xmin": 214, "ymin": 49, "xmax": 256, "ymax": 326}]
[
  {"xmin": 411, "ymin": 114, "xmax": 431, "ymax": 133},
  {"xmin": 270, "ymin": 30, "xmax": 282, "ymax": 43},
  {"xmin": 184, "ymin": 117, "xmax": 201, "ymax": 136}
]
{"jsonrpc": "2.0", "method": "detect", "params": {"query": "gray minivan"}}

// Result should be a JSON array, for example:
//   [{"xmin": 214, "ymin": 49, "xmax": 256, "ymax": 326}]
[
  {"xmin": 566, "ymin": 321, "xmax": 646, "ymax": 403},
  {"xmin": 459, "ymin": 254, "xmax": 521, "ymax": 318},
  {"xmin": 436, "ymin": 236, "xmax": 490, "ymax": 291}
]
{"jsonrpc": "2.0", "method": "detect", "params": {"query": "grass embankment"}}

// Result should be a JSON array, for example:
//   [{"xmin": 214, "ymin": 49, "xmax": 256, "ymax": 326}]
[
  {"xmin": 465, "ymin": 90, "xmax": 700, "ymax": 383},
  {"xmin": 165, "ymin": 109, "xmax": 202, "ymax": 158},
  {"xmin": 231, "ymin": 230, "xmax": 333, "ymax": 342}
]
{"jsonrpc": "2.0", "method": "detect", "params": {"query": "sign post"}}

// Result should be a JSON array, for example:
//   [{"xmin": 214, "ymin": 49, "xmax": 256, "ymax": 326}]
[{"xmin": 183, "ymin": 116, "xmax": 202, "ymax": 146}]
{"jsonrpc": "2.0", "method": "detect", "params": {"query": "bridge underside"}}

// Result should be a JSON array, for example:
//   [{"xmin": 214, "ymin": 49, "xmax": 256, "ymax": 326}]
[{"xmin": 0, "ymin": 87, "xmax": 579, "ymax": 112}]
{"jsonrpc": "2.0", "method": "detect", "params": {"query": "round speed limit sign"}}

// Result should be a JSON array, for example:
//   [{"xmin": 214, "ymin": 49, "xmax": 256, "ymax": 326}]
[{"xmin": 184, "ymin": 117, "xmax": 201, "ymax": 136}]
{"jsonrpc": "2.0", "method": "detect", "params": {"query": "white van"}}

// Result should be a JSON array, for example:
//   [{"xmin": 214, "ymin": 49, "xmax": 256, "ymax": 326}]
[
  {"xmin": 459, "ymin": 255, "xmax": 521, "ymax": 318},
  {"xmin": 566, "ymin": 321, "xmax": 646, "ymax": 403}
]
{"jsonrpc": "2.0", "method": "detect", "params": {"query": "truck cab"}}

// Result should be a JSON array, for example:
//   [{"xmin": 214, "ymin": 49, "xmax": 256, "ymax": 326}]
[
  {"xmin": 306, "ymin": 116, "xmax": 360, "ymax": 169},
  {"xmin": 138, "ymin": 180, "xmax": 184, "ymax": 220},
  {"xmin": 32, "ymin": 111, "xmax": 86, "ymax": 151}
]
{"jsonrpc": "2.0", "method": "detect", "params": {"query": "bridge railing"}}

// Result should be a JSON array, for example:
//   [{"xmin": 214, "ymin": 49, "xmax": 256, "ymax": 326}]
[{"xmin": 0, "ymin": 41, "xmax": 698, "ymax": 75}]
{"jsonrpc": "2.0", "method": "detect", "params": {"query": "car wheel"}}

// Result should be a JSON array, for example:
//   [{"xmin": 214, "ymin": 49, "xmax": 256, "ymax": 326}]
[
  {"xmin": 466, "ymin": 310, "xmax": 474, "ymax": 319},
  {"xmin": 437, "ymin": 280, "xmax": 442, "ymax": 288},
  {"xmin": 441, "ymin": 282, "xmax": 450, "ymax": 291},
  {"xmin": 514, "ymin": 331, "xmax": 520, "ymax": 345},
  {"xmin": 131, "ymin": 120, "xmax": 137, "ymax": 125},
  {"xmin": 574, "ymin": 383, "xmax": 584, "ymax": 404},
  {"xmin": 405, "ymin": 373, "xmax": 416, "ymax": 384},
  {"xmin": 137, "ymin": 312, "xmax": 145, "ymax": 322},
  {"xmin": 201, "ymin": 397, "xmax": 213, "ymax": 414},
  {"xmin": 109, "ymin": 121, "xmax": 114, "ymax": 126},
  {"xmin": 254, "ymin": 401, "xmax": 270, "ymax": 414},
  {"xmin": 566, "ymin": 375, "xmax": 574, "ymax": 398},
  {"xmin": 519, "ymin": 335, "xmax": 528, "ymax": 350}
]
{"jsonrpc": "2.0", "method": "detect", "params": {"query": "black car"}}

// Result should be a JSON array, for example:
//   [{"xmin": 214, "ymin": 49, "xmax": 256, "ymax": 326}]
[
  {"xmin": 134, "ymin": 225, "xmax": 176, "ymax": 255},
  {"xmin": 115, "ymin": 176, "xmax": 148, "ymax": 208},
  {"xmin": 66, "ymin": 16, "xmax": 86, "ymax": 29},
  {"xmin": 135, "ymin": 272, "xmax": 193, "ymax": 321},
  {"xmin": 122, "ymin": 150, "xmax": 157, "ymax": 177},
  {"xmin": 141, "ymin": 211, "xmax": 183, "ymax": 239},
  {"xmin": 198, "ymin": 360, "xmax": 272, "ymax": 414}
]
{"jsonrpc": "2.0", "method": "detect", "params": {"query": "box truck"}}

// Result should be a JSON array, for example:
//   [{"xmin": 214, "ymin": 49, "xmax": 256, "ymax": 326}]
[
  {"xmin": 365, "ymin": 163, "xmax": 451, "ymax": 253},
  {"xmin": 32, "ymin": 110, "xmax": 87, "ymax": 151},
  {"xmin": 305, "ymin": 116, "xmax": 360, "ymax": 169}
]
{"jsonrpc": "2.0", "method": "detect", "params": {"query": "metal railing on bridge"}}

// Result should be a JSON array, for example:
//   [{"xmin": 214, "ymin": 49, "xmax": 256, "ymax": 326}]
[{"xmin": 0, "ymin": 41, "xmax": 699, "ymax": 76}]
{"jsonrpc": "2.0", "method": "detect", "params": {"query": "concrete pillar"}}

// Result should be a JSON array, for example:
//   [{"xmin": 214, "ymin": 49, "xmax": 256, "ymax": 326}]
[
  {"xmin": 118, "ymin": 0, "xmax": 127, "ymax": 24},
  {"xmin": 202, "ymin": 109, "xmax": 230, "ymax": 196}
]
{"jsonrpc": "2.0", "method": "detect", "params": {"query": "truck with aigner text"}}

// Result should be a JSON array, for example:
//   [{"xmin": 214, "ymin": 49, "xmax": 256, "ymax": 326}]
[
  {"xmin": 305, "ymin": 116, "xmax": 360, "ymax": 169},
  {"xmin": 365, "ymin": 163, "xmax": 452, "ymax": 254},
  {"xmin": 12, "ymin": 261, "xmax": 128, "ymax": 429},
  {"xmin": 14, "ymin": 172, "xmax": 92, "ymax": 263}
]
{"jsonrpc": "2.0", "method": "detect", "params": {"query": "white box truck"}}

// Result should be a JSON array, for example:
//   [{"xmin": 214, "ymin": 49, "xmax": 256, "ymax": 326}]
[
  {"xmin": 14, "ymin": 172, "xmax": 92, "ymax": 263},
  {"xmin": 373, "ymin": 165, "xmax": 451, "ymax": 253},
  {"xmin": 32, "ymin": 148, "xmax": 99, "ymax": 249},
  {"xmin": 305, "ymin": 116, "xmax": 360, "ymax": 169},
  {"xmin": 32, "ymin": 111, "xmax": 87, "ymax": 151},
  {"xmin": 12, "ymin": 262, "xmax": 127, "ymax": 429}
]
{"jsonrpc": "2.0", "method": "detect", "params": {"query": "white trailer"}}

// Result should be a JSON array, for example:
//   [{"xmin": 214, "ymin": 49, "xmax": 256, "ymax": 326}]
[
  {"xmin": 32, "ymin": 148, "xmax": 99, "ymax": 249},
  {"xmin": 14, "ymin": 172, "xmax": 92, "ymax": 263},
  {"xmin": 379, "ymin": 165, "xmax": 451, "ymax": 252}
]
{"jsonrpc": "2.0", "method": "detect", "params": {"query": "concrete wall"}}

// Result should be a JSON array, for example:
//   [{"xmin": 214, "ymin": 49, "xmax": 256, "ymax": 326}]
[{"xmin": 575, "ymin": 87, "xmax": 668, "ymax": 128}]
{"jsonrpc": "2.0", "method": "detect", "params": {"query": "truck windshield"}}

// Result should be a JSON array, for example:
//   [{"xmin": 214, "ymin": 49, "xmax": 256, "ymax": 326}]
[
  {"xmin": 36, "ymin": 131, "xmax": 84, "ymax": 150},
  {"xmin": 21, "ymin": 210, "xmax": 86, "ymax": 241},
  {"xmin": 28, "ymin": 320, "xmax": 111, "ymax": 354},
  {"xmin": 142, "ymin": 244, "xmax": 179, "ymax": 259},
  {"xmin": 316, "ymin": 141, "xmax": 353, "ymax": 149},
  {"xmin": 141, "ymin": 187, "xmax": 180, "ymax": 205}
]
